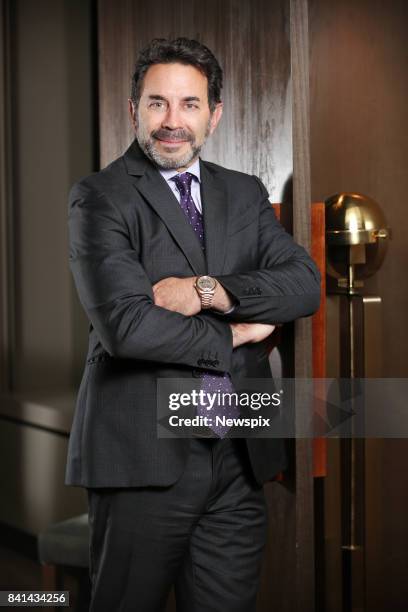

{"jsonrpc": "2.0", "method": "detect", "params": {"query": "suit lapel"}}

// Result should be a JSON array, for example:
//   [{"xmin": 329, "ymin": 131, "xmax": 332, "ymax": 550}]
[
  {"xmin": 123, "ymin": 140, "xmax": 231, "ymax": 277},
  {"xmin": 124, "ymin": 141, "xmax": 207, "ymax": 275},
  {"xmin": 200, "ymin": 161, "xmax": 229, "ymax": 276}
]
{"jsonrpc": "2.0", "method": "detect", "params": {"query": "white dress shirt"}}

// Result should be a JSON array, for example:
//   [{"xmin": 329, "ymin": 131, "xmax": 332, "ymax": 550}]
[{"xmin": 159, "ymin": 158, "xmax": 202, "ymax": 212}]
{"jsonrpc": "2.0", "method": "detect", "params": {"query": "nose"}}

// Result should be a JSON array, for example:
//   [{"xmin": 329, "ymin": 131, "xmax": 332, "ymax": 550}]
[{"xmin": 162, "ymin": 104, "xmax": 183, "ymax": 130}]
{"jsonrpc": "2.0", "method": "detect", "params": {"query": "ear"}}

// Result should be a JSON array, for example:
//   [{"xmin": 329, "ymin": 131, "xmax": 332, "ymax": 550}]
[
  {"xmin": 128, "ymin": 99, "xmax": 137, "ymax": 129},
  {"xmin": 208, "ymin": 102, "xmax": 223, "ymax": 135}
]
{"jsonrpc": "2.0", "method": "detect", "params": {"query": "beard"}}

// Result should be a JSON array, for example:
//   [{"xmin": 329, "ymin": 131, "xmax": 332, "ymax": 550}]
[{"xmin": 136, "ymin": 124, "xmax": 210, "ymax": 170}]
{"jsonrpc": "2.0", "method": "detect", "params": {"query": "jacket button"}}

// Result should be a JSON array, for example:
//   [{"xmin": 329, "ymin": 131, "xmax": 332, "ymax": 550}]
[{"xmin": 192, "ymin": 369, "xmax": 204, "ymax": 378}]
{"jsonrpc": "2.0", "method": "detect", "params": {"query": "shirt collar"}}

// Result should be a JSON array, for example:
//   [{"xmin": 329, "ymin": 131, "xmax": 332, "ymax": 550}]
[{"xmin": 159, "ymin": 157, "xmax": 201, "ymax": 184}]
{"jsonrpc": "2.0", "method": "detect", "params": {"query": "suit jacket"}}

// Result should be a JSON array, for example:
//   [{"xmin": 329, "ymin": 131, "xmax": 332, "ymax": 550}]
[{"xmin": 65, "ymin": 140, "xmax": 321, "ymax": 488}]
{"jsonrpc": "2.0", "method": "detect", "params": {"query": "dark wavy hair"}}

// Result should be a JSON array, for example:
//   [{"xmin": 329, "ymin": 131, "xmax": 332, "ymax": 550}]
[{"xmin": 130, "ymin": 38, "xmax": 223, "ymax": 112}]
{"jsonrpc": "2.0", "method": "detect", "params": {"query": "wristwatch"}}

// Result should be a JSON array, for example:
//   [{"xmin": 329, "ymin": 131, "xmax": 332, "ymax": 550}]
[{"xmin": 194, "ymin": 275, "xmax": 218, "ymax": 309}]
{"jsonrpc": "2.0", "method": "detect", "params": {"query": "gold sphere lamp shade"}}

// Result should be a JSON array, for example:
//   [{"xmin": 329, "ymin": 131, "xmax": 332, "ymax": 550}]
[{"xmin": 325, "ymin": 192, "xmax": 390, "ymax": 292}]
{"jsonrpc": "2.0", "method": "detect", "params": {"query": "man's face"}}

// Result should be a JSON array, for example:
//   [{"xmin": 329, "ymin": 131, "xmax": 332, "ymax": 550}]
[{"xmin": 129, "ymin": 62, "xmax": 223, "ymax": 170}]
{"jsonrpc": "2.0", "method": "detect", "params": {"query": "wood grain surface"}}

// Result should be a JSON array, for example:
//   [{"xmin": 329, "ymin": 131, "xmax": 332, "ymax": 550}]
[
  {"xmin": 309, "ymin": 1, "xmax": 408, "ymax": 609},
  {"xmin": 97, "ymin": 2, "xmax": 319, "ymax": 609},
  {"xmin": 97, "ymin": 0, "xmax": 292, "ymax": 203}
]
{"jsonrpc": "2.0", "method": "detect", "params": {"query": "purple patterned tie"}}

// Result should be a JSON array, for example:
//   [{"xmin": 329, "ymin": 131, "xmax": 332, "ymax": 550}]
[{"xmin": 172, "ymin": 172, "xmax": 239, "ymax": 438}]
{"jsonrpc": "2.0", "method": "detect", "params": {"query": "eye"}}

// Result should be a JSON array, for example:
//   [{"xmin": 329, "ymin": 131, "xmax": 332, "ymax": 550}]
[
  {"xmin": 149, "ymin": 101, "xmax": 165, "ymax": 109},
  {"xmin": 185, "ymin": 103, "xmax": 199, "ymax": 110}
]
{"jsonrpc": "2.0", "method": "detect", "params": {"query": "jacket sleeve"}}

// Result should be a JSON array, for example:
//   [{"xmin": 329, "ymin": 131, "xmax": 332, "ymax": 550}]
[
  {"xmin": 214, "ymin": 176, "xmax": 321, "ymax": 324},
  {"xmin": 69, "ymin": 181, "xmax": 233, "ymax": 371}
]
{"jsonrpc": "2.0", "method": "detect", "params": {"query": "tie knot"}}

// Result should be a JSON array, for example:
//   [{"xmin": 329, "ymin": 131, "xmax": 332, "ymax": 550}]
[{"xmin": 172, "ymin": 172, "xmax": 194, "ymax": 197}]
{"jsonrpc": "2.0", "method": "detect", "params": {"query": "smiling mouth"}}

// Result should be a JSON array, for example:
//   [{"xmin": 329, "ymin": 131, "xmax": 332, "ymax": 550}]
[
  {"xmin": 157, "ymin": 138, "xmax": 188, "ymax": 144},
  {"xmin": 156, "ymin": 139, "xmax": 190, "ymax": 149}
]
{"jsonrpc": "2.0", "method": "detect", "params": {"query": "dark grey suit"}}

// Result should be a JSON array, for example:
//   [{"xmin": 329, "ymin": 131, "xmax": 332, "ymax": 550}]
[{"xmin": 65, "ymin": 139, "xmax": 320, "ymax": 489}]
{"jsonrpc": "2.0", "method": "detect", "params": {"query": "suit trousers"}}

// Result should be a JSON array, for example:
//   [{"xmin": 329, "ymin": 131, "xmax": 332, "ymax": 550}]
[{"xmin": 87, "ymin": 437, "xmax": 268, "ymax": 612}]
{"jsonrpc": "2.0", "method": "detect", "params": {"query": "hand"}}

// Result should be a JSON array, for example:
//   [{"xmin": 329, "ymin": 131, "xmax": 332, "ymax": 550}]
[
  {"xmin": 229, "ymin": 322, "xmax": 276, "ymax": 348},
  {"xmin": 153, "ymin": 277, "xmax": 201, "ymax": 316}
]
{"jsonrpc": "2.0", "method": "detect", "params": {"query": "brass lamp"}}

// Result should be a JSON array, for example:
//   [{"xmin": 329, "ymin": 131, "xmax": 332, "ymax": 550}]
[
  {"xmin": 325, "ymin": 192, "xmax": 390, "ymax": 612},
  {"xmin": 325, "ymin": 192, "xmax": 390, "ymax": 293}
]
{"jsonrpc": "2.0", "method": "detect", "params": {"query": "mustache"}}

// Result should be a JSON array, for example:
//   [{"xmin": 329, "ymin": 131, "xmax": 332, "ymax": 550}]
[{"xmin": 152, "ymin": 128, "xmax": 194, "ymax": 142}]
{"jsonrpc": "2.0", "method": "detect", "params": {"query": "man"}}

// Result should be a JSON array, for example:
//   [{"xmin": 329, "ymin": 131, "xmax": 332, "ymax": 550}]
[{"xmin": 66, "ymin": 38, "xmax": 320, "ymax": 611}]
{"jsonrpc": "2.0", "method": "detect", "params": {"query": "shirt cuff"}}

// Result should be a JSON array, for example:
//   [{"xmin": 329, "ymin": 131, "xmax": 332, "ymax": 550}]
[{"xmin": 212, "ymin": 303, "xmax": 236, "ymax": 315}]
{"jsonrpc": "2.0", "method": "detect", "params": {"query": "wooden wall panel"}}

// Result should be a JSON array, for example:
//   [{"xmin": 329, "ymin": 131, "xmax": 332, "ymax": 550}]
[
  {"xmin": 309, "ymin": 0, "xmax": 408, "ymax": 378},
  {"xmin": 98, "ymin": 0, "xmax": 292, "ymax": 202},
  {"xmin": 309, "ymin": 1, "xmax": 408, "ymax": 609},
  {"xmin": 290, "ymin": 2, "xmax": 315, "ymax": 609},
  {"xmin": 97, "ymin": 1, "xmax": 318, "ymax": 610},
  {"xmin": 311, "ymin": 203, "xmax": 326, "ymax": 477},
  {"xmin": 273, "ymin": 201, "xmax": 327, "ymax": 479}
]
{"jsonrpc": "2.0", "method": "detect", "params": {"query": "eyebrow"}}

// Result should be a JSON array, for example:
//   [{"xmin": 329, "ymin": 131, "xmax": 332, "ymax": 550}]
[{"xmin": 147, "ymin": 95, "xmax": 201, "ymax": 102}]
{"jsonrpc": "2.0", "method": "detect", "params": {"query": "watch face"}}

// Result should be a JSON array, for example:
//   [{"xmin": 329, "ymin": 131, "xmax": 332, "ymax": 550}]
[{"xmin": 197, "ymin": 276, "xmax": 216, "ymax": 291}]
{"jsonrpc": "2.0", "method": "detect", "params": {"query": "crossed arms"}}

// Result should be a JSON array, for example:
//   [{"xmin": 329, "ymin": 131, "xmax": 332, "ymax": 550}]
[
  {"xmin": 68, "ymin": 176, "xmax": 320, "ymax": 373},
  {"xmin": 152, "ymin": 275, "xmax": 276, "ymax": 348}
]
